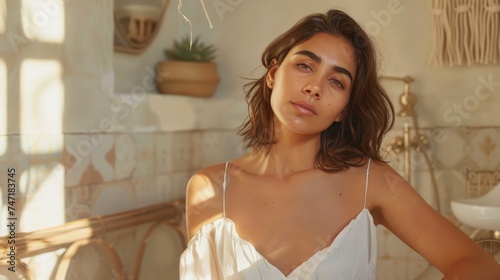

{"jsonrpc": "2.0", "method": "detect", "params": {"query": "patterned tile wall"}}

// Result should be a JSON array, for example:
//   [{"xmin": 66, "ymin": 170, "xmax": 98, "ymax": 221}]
[
  {"xmin": 0, "ymin": 130, "xmax": 241, "ymax": 230},
  {"xmin": 61, "ymin": 129, "xmax": 242, "ymax": 221}
]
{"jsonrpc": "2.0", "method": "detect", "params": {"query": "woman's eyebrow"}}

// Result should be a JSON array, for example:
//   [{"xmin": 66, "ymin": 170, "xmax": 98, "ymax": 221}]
[
  {"xmin": 295, "ymin": 50, "xmax": 322, "ymax": 63},
  {"xmin": 294, "ymin": 50, "xmax": 353, "ymax": 82}
]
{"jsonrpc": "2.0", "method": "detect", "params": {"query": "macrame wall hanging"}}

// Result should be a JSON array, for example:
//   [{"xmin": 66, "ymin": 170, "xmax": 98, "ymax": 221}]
[{"xmin": 429, "ymin": 0, "xmax": 500, "ymax": 66}]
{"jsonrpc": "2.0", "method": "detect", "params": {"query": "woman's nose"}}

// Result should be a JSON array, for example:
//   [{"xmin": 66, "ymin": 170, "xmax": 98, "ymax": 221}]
[{"xmin": 303, "ymin": 82, "xmax": 321, "ymax": 98}]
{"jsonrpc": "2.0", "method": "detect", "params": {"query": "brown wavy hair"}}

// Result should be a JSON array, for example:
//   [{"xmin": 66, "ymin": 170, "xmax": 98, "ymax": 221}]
[{"xmin": 238, "ymin": 9, "xmax": 394, "ymax": 172}]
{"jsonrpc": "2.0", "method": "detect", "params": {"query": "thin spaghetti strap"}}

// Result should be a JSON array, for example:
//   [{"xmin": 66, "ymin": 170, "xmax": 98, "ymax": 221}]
[
  {"xmin": 222, "ymin": 161, "xmax": 229, "ymax": 218},
  {"xmin": 364, "ymin": 158, "xmax": 371, "ymax": 209}
]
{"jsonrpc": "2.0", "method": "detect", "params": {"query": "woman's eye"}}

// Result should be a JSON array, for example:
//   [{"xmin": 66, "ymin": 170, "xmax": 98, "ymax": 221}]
[
  {"xmin": 330, "ymin": 79, "xmax": 344, "ymax": 88},
  {"xmin": 297, "ymin": 63, "xmax": 311, "ymax": 70}
]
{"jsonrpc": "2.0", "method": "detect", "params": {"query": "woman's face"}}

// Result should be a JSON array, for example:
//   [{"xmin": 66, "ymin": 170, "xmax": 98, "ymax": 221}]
[{"xmin": 268, "ymin": 32, "xmax": 356, "ymax": 136}]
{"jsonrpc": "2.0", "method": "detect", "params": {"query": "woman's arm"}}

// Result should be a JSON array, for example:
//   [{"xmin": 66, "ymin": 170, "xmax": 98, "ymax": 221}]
[
  {"xmin": 443, "ymin": 257, "xmax": 500, "ymax": 279},
  {"xmin": 369, "ymin": 162, "xmax": 500, "ymax": 279}
]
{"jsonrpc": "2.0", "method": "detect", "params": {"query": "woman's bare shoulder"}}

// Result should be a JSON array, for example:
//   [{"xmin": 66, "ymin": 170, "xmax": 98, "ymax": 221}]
[
  {"xmin": 186, "ymin": 163, "xmax": 227, "ymax": 210},
  {"xmin": 185, "ymin": 162, "xmax": 229, "ymax": 239},
  {"xmin": 189, "ymin": 163, "xmax": 227, "ymax": 186},
  {"xmin": 369, "ymin": 159, "xmax": 404, "ymax": 185},
  {"xmin": 366, "ymin": 160, "xmax": 407, "ymax": 201},
  {"xmin": 366, "ymin": 159, "xmax": 434, "ymax": 225},
  {"xmin": 363, "ymin": 160, "xmax": 406, "ymax": 214}
]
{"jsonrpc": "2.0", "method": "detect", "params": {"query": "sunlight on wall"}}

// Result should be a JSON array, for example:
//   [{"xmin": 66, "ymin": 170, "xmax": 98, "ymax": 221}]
[
  {"xmin": 0, "ymin": 59, "xmax": 5, "ymax": 138},
  {"xmin": 0, "ymin": 0, "xmax": 6, "ymax": 34},
  {"xmin": 20, "ymin": 163, "xmax": 65, "ymax": 231},
  {"xmin": 22, "ymin": 135, "xmax": 64, "ymax": 157},
  {"xmin": 20, "ymin": 59, "xmax": 63, "ymax": 141},
  {"xmin": 21, "ymin": 0, "xmax": 65, "ymax": 43}
]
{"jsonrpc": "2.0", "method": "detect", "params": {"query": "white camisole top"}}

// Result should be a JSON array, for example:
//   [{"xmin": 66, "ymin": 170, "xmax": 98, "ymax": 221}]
[{"xmin": 180, "ymin": 159, "xmax": 377, "ymax": 279}]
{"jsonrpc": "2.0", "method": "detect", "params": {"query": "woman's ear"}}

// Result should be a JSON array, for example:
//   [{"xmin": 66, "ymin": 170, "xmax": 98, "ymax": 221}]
[{"xmin": 266, "ymin": 59, "xmax": 278, "ymax": 89}]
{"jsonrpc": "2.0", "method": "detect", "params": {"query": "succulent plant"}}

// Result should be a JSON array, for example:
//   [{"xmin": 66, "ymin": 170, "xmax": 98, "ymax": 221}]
[{"xmin": 164, "ymin": 36, "xmax": 216, "ymax": 62}]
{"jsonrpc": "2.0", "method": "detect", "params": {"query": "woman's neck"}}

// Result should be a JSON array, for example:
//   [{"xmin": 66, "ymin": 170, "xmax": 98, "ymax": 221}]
[{"xmin": 249, "ymin": 130, "xmax": 322, "ymax": 178}]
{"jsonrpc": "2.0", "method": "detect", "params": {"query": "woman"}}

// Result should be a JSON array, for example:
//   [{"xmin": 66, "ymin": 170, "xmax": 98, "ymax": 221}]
[{"xmin": 180, "ymin": 9, "xmax": 500, "ymax": 279}]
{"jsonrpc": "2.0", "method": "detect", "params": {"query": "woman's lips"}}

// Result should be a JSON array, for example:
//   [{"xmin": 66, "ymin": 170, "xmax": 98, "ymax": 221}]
[{"xmin": 291, "ymin": 101, "xmax": 318, "ymax": 116}]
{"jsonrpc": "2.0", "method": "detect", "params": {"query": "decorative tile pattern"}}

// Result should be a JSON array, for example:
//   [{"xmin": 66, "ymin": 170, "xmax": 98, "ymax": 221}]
[
  {"xmin": 170, "ymin": 172, "xmax": 191, "ymax": 201},
  {"xmin": 155, "ymin": 132, "xmax": 174, "ymax": 174},
  {"xmin": 468, "ymin": 128, "xmax": 500, "ymax": 169},
  {"xmin": 115, "ymin": 134, "xmax": 136, "ymax": 180},
  {"xmin": 190, "ymin": 131, "xmax": 205, "ymax": 171},
  {"xmin": 172, "ymin": 132, "xmax": 192, "ymax": 172},
  {"xmin": 89, "ymin": 134, "xmax": 115, "ymax": 182},
  {"xmin": 65, "ymin": 185, "xmax": 92, "ymax": 222},
  {"xmin": 431, "ymin": 129, "xmax": 467, "ymax": 170},
  {"xmin": 455, "ymin": 157, "xmax": 481, "ymax": 176},
  {"xmin": 464, "ymin": 170, "xmax": 500, "ymax": 198},
  {"xmin": 156, "ymin": 174, "xmax": 173, "ymax": 202},
  {"xmin": 132, "ymin": 176, "xmax": 158, "ymax": 207},
  {"xmin": 201, "ymin": 131, "xmax": 225, "ymax": 167},
  {"xmin": 64, "ymin": 135, "xmax": 92, "ymax": 187},
  {"xmin": 435, "ymin": 170, "xmax": 465, "ymax": 216},
  {"xmin": 132, "ymin": 133, "xmax": 155, "ymax": 177},
  {"xmin": 479, "ymin": 135, "xmax": 496, "ymax": 157},
  {"xmin": 90, "ymin": 181, "xmax": 136, "ymax": 217}
]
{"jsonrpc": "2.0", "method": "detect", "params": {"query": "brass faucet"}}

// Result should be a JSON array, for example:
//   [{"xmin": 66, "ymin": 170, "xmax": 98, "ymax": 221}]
[{"xmin": 380, "ymin": 75, "xmax": 440, "ymax": 213}]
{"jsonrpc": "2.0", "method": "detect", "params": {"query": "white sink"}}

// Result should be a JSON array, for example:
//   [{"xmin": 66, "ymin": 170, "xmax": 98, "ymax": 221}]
[{"xmin": 451, "ymin": 184, "xmax": 500, "ymax": 231}]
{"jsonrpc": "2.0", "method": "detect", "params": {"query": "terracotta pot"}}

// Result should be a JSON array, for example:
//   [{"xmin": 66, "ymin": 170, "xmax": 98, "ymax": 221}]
[{"xmin": 156, "ymin": 61, "xmax": 220, "ymax": 97}]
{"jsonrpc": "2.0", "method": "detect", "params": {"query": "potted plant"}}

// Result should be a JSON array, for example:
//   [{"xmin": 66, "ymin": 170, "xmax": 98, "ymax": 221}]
[{"xmin": 156, "ymin": 36, "xmax": 220, "ymax": 97}]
